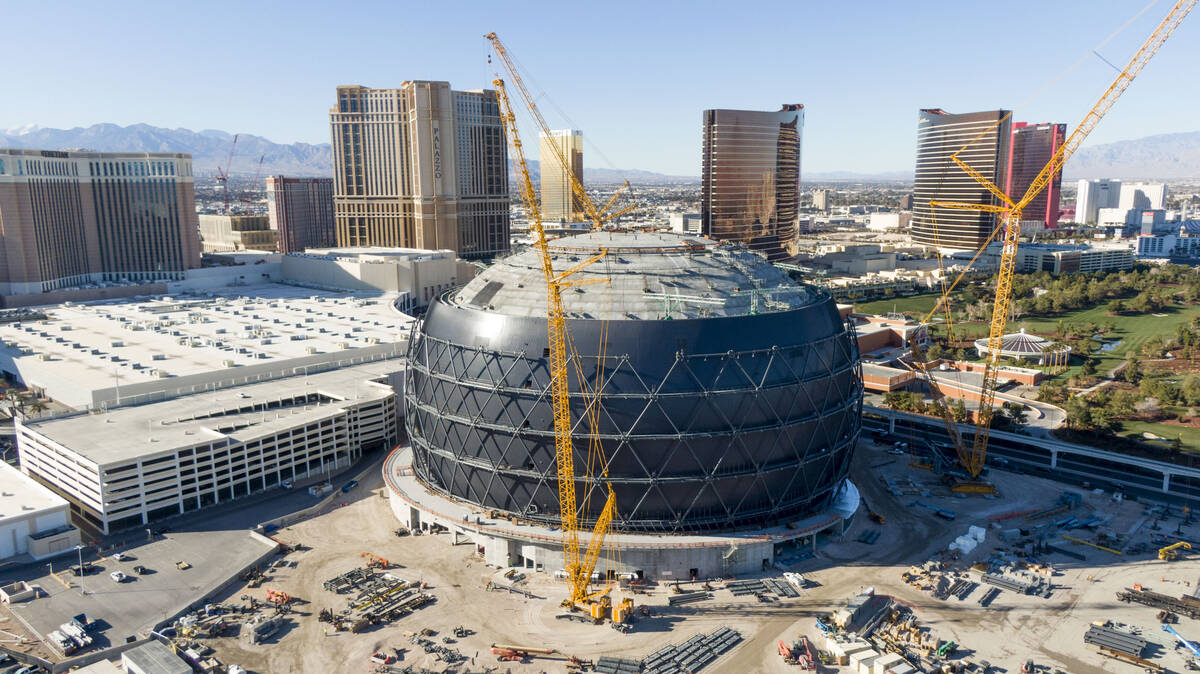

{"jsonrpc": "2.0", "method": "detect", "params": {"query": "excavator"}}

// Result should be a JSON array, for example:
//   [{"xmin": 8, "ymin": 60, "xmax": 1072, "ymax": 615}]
[{"xmin": 1160, "ymin": 541, "xmax": 1192, "ymax": 561}]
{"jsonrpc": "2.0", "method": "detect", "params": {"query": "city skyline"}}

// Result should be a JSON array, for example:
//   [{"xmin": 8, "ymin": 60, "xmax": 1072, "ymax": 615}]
[{"xmin": 2, "ymin": 1, "xmax": 1196, "ymax": 178}]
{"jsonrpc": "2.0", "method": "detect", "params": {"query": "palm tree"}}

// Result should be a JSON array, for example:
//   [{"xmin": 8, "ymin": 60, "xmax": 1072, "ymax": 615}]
[{"xmin": 26, "ymin": 399, "xmax": 47, "ymax": 418}]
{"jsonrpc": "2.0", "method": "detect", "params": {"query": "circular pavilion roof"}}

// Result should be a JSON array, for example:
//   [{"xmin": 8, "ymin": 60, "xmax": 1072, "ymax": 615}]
[{"xmin": 974, "ymin": 328, "xmax": 1069, "ymax": 357}]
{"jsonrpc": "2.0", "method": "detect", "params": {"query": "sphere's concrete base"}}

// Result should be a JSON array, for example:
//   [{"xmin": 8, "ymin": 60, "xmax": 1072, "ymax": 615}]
[{"xmin": 385, "ymin": 446, "xmax": 859, "ymax": 579}]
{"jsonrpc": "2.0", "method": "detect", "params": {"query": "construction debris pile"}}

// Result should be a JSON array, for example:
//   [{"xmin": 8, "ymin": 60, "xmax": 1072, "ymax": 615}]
[
  {"xmin": 410, "ymin": 628, "xmax": 465, "ymax": 666},
  {"xmin": 319, "ymin": 566, "xmax": 434, "ymax": 633},
  {"xmin": 815, "ymin": 588, "xmax": 1000, "ymax": 674}
]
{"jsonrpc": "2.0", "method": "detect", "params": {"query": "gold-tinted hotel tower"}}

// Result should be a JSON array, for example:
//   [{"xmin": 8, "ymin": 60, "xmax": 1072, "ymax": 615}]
[{"xmin": 539, "ymin": 129, "xmax": 584, "ymax": 223}]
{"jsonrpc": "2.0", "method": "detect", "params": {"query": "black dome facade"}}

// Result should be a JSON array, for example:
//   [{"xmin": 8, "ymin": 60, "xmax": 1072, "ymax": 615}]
[{"xmin": 405, "ymin": 232, "xmax": 862, "ymax": 533}]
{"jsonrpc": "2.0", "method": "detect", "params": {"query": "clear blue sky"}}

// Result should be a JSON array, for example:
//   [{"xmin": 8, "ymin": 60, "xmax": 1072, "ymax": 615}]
[{"xmin": 2, "ymin": 0, "xmax": 1196, "ymax": 176}]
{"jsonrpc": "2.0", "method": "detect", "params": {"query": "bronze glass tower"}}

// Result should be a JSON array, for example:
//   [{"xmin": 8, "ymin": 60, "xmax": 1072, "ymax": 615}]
[
  {"xmin": 701, "ymin": 105, "xmax": 803, "ymax": 261},
  {"xmin": 911, "ymin": 108, "xmax": 1011, "ymax": 250}
]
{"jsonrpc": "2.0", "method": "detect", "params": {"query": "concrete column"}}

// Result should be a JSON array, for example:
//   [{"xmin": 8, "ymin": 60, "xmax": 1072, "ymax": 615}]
[
  {"xmin": 888, "ymin": 417, "xmax": 896, "ymax": 434},
  {"xmin": 1163, "ymin": 472, "xmax": 1171, "ymax": 492},
  {"xmin": 1050, "ymin": 449, "xmax": 1058, "ymax": 469}
]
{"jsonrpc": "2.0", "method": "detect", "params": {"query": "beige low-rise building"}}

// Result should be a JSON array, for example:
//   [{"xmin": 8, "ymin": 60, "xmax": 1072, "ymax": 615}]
[
  {"xmin": 282, "ymin": 247, "xmax": 477, "ymax": 311},
  {"xmin": 0, "ymin": 461, "xmax": 79, "ymax": 560},
  {"xmin": 199, "ymin": 214, "xmax": 278, "ymax": 252}
]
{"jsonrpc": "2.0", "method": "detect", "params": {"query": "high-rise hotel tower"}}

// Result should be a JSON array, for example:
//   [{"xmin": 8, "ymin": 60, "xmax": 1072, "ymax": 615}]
[
  {"xmin": 911, "ymin": 108, "xmax": 1011, "ymax": 251},
  {"xmin": 0, "ymin": 149, "xmax": 200, "ymax": 295},
  {"xmin": 329, "ymin": 82, "xmax": 509, "ymax": 258}
]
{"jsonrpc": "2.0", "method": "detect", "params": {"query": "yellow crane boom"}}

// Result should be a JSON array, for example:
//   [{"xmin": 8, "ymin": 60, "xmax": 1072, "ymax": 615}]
[
  {"xmin": 492, "ymin": 77, "xmax": 614, "ymax": 605},
  {"xmin": 927, "ymin": 0, "xmax": 1195, "ymax": 478},
  {"xmin": 486, "ymin": 33, "xmax": 635, "ymax": 230}
]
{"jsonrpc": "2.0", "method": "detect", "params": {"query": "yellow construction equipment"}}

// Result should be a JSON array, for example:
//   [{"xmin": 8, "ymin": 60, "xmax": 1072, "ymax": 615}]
[
  {"xmin": 485, "ymin": 33, "xmax": 635, "ymax": 231},
  {"xmin": 491, "ymin": 76, "xmax": 618, "ymax": 608},
  {"xmin": 1159, "ymin": 541, "xmax": 1192, "ymax": 561},
  {"xmin": 1062, "ymin": 534, "xmax": 1123, "ymax": 556},
  {"xmin": 918, "ymin": 0, "xmax": 1195, "ymax": 479}
]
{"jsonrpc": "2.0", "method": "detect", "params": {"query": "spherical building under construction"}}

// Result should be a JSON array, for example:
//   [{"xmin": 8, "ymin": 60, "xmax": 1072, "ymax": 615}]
[{"xmin": 390, "ymin": 231, "xmax": 863, "ymax": 576}]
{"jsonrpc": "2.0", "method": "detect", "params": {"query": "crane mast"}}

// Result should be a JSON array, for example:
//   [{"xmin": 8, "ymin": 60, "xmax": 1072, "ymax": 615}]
[
  {"xmin": 925, "ymin": 0, "xmax": 1195, "ymax": 478},
  {"xmin": 492, "ymin": 77, "xmax": 616, "ymax": 605},
  {"xmin": 215, "ymin": 133, "xmax": 239, "ymax": 214},
  {"xmin": 485, "ymin": 33, "xmax": 635, "ymax": 230}
]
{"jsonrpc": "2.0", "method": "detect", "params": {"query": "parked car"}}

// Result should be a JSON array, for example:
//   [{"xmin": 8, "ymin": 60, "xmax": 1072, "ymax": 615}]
[
  {"xmin": 109, "ymin": 571, "xmax": 126, "ymax": 583},
  {"xmin": 112, "ymin": 552, "xmax": 129, "ymax": 561},
  {"xmin": 341, "ymin": 480, "xmax": 359, "ymax": 494},
  {"xmin": 281, "ymin": 479, "xmax": 294, "ymax": 489}
]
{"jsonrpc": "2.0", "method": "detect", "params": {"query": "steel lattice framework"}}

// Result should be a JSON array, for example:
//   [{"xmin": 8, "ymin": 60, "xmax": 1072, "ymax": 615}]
[{"xmin": 406, "ymin": 295, "xmax": 863, "ymax": 533}]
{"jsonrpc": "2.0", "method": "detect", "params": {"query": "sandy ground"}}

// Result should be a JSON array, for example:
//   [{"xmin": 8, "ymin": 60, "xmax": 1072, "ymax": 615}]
[{"xmin": 197, "ymin": 438, "xmax": 1200, "ymax": 674}]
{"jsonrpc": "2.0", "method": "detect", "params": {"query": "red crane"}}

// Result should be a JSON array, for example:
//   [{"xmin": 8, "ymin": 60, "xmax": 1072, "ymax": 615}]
[{"xmin": 214, "ymin": 133, "xmax": 239, "ymax": 213}]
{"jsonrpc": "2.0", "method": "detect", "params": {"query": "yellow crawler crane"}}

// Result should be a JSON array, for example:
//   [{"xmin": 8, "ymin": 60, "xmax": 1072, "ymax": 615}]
[
  {"xmin": 917, "ymin": 0, "xmax": 1195, "ymax": 480},
  {"xmin": 492, "ymin": 77, "xmax": 618, "ymax": 608}
]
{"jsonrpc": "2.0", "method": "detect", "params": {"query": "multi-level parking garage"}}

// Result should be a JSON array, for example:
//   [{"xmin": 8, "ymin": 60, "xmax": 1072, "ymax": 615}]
[{"xmin": 18, "ymin": 362, "xmax": 401, "ymax": 534}]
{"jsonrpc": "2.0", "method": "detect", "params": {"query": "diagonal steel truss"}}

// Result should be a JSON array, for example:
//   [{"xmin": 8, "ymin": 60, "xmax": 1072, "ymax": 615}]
[{"xmin": 406, "ymin": 314, "xmax": 863, "ymax": 534}]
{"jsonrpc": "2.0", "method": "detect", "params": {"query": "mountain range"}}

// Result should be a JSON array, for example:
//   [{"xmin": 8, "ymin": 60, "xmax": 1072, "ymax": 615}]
[
  {"xmin": 4, "ymin": 123, "xmax": 1199, "ymax": 182},
  {"xmin": 1, "ymin": 124, "xmax": 330, "ymax": 177},
  {"xmin": 1063, "ymin": 131, "xmax": 1200, "ymax": 180},
  {"xmin": 0, "ymin": 123, "xmax": 695, "ymax": 183}
]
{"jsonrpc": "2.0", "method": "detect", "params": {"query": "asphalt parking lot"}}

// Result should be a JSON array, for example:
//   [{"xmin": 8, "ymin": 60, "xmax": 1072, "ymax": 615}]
[
  {"xmin": 9, "ymin": 528, "xmax": 274, "ymax": 647},
  {"xmin": 0, "ymin": 452, "xmax": 383, "ymax": 660}
]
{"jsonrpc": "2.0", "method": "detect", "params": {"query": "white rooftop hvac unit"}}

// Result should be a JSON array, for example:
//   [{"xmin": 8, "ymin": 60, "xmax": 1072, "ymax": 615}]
[{"xmin": 222, "ymin": 360, "xmax": 236, "ymax": 367}]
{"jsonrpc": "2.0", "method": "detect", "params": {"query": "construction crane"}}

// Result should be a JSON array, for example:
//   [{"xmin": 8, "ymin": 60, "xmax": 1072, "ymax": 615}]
[
  {"xmin": 492, "ymin": 77, "xmax": 619, "ymax": 609},
  {"xmin": 916, "ymin": 0, "xmax": 1195, "ymax": 480},
  {"xmin": 244, "ymin": 152, "xmax": 266, "ymax": 212},
  {"xmin": 215, "ymin": 133, "xmax": 239, "ymax": 214},
  {"xmin": 485, "ymin": 33, "xmax": 636, "ymax": 230}
]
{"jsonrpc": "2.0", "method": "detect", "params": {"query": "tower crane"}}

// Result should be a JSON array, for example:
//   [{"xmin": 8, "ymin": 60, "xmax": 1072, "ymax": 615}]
[
  {"xmin": 244, "ymin": 152, "xmax": 265, "ymax": 212},
  {"xmin": 917, "ymin": 0, "xmax": 1195, "ymax": 480},
  {"xmin": 215, "ymin": 133, "xmax": 239, "ymax": 214},
  {"xmin": 485, "ymin": 33, "xmax": 636, "ymax": 230},
  {"xmin": 492, "ymin": 76, "xmax": 619, "ymax": 608}
]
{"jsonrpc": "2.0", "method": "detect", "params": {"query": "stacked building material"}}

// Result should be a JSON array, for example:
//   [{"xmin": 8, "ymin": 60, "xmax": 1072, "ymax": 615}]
[
  {"xmin": 1083, "ymin": 624, "xmax": 1146, "ymax": 658},
  {"xmin": 641, "ymin": 627, "xmax": 743, "ymax": 674},
  {"xmin": 667, "ymin": 591, "xmax": 710, "ymax": 606},
  {"xmin": 726, "ymin": 579, "xmax": 768, "ymax": 596}
]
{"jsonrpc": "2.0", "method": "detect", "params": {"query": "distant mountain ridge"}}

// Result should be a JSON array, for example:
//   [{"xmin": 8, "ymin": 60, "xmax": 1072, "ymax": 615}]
[
  {"xmin": 1065, "ymin": 131, "xmax": 1200, "ymax": 180},
  {"xmin": 0, "ymin": 122, "xmax": 697, "ymax": 183},
  {"xmin": 0, "ymin": 123, "xmax": 332, "ymax": 177},
  {"xmin": 7, "ymin": 123, "xmax": 1196, "ymax": 182}
]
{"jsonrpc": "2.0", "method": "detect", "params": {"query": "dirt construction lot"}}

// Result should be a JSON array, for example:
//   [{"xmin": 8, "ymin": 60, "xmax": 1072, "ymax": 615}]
[{"xmin": 199, "ymin": 439, "xmax": 1200, "ymax": 674}]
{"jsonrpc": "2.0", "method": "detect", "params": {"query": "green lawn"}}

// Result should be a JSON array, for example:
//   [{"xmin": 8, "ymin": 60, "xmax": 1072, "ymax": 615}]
[
  {"xmin": 853, "ymin": 293, "xmax": 959, "ymax": 319},
  {"xmin": 1117, "ymin": 419, "xmax": 1200, "ymax": 450},
  {"xmin": 855, "ymin": 291, "xmax": 1200, "ymax": 375}
]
